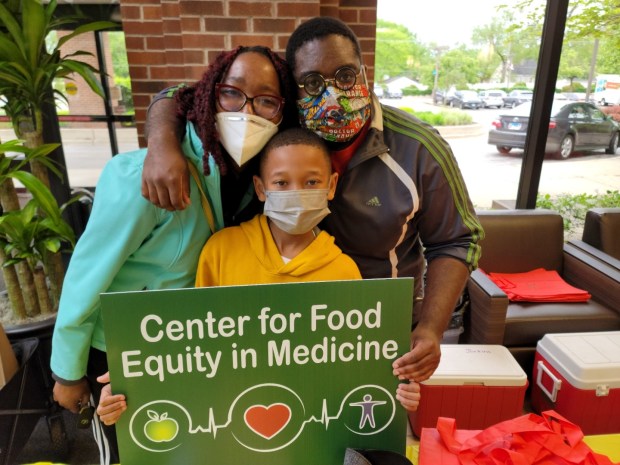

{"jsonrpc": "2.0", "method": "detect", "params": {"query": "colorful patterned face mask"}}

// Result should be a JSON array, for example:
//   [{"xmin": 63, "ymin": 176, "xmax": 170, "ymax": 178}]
[{"xmin": 296, "ymin": 84, "xmax": 372, "ymax": 143}]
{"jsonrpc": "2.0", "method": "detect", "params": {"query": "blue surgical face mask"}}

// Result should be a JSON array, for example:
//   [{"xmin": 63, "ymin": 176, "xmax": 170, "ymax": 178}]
[{"xmin": 263, "ymin": 189, "xmax": 331, "ymax": 235}]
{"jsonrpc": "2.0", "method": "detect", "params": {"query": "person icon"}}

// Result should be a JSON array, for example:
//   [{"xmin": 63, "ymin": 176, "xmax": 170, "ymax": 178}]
[{"xmin": 349, "ymin": 394, "xmax": 387, "ymax": 429}]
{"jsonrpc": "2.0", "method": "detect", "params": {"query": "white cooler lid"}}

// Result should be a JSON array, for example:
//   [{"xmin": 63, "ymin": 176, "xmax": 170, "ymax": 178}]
[
  {"xmin": 422, "ymin": 344, "xmax": 527, "ymax": 386},
  {"xmin": 536, "ymin": 331, "xmax": 620, "ymax": 390}
]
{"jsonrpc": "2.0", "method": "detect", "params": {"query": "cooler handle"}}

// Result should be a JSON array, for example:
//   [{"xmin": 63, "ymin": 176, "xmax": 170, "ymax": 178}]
[{"xmin": 536, "ymin": 360, "xmax": 562, "ymax": 402}]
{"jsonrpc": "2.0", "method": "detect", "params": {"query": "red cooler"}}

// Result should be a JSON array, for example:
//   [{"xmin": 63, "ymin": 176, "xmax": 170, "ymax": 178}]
[
  {"xmin": 532, "ymin": 331, "xmax": 620, "ymax": 435},
  {"xmin": 409, "ymin": 344, "xmax": 528, "ymax": 437}
]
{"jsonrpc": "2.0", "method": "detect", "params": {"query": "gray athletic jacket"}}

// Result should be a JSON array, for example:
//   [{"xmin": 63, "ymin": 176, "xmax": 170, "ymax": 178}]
[{"xmin": 322, "ymin": 98, "xmax": 483, "ymax": 310}]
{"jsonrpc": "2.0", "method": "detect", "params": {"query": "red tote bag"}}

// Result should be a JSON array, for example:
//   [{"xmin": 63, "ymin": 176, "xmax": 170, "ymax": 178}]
[{"xmin": 419, "ymin": 410, "xmax": 617, "ymax": 465}]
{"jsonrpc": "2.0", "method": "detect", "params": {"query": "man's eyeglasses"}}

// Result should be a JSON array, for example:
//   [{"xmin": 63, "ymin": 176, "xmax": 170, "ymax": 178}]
[
  {"xmin": 215, "ymin": 84, "xmax": 284, "ymax": 120},
  {"xmin": 297, "ymin": 67, "xmax": 363, "ymax": 96}
]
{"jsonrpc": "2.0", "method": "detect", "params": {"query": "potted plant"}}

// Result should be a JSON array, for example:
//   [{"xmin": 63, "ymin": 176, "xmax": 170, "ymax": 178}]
[
  {"xmin": 0, "ymin": 140, "xmax": 76, "ymax": 323},
  {"xmin": 0, "ymin": 0, "xmax": 114, "ymax": 327}
]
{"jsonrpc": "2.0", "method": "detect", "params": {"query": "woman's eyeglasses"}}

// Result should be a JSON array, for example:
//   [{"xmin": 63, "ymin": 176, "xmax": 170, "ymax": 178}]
[
  {"xmin": 215, "ymin": 84, "xmax": 284, "ymax": 120},
  {"xmin": 297, "ymin": 67, "xmax": 363, "ymax": 96}
]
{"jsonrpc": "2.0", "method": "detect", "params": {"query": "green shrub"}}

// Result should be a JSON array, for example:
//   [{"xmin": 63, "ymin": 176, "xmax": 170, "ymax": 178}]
[
  {"xmin": 399, "ymin": 108, "xmax": 473, "ymax": 126},
  {"xmin": 510, "ymin": 82, "xmax": 530, "ymax": 90},
  {"xmin": 402, "ymin": 86, "xmax": 432, "ymax": 97},
  {"xmin": 561, "ymin": 82, "xmax": 586, "ymax": 92},
  {"xmin": 536, "ymin": 190, "xmax": 620, "ymax": 237},
  {"xmin": 441, "ymin": 111, "xmax": 473, "ymax": 125}
]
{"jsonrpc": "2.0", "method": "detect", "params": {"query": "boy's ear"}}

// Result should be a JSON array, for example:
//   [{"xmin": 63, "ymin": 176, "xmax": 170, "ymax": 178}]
[
  {"xmin": 327, "ymin": 172, "xmax": 338, "ymax": 201},
  {"xmin": 253, "ymin": 175, "xmax": 267, "ymax": 201}
]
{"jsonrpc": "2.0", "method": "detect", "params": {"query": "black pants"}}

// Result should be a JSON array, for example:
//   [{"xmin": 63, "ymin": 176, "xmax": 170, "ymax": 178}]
[{"xmin": 86, "ymin": 347, "xmax": 120, "ymax": 464}]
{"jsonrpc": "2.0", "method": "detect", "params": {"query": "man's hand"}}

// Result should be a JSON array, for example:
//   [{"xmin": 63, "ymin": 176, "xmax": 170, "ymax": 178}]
[
  {"xmin": 53, "ymin": 378, "xmax": 91, "ymax": 414},
  {"xmin": 142, "ymin": 97, "xmax": 190, "ymax": 211},
  {"xmin": 142, "ymin": 146, "xmax": 190, "ymax": 211},
  {"xmin": 391, "ymin": 325, "xmax": 441, "ymax": 383},
  {"xmin": 393, "ymin": 257, "xmax": 470, "ymax": 382},
  {"xmin": 96, "ymin": 372, "xmax": 127, "ymax": 426}
]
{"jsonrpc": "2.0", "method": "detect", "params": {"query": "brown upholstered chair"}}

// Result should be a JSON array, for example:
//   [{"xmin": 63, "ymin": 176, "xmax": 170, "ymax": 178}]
[
  {"xmin": 567, "ymin": 208, "xmax": 620, "ymax": 270},
  {"xmin": 582, "ymin": 207, "xmax": 620, "ymax": 260},
  {"xmin": 462, "ymin": 209, "xmax": 620, "ymax": 376}
]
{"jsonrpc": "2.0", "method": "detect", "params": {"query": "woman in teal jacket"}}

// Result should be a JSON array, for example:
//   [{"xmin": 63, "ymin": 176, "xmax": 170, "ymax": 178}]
[{"xmin": 50, "ymin": 45, "xmax": 297, "ymax": 464}]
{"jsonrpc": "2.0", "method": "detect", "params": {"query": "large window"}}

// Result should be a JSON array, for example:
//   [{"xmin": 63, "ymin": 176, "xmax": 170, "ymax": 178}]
[
  {"xmin": 375, "ymin": 0, "xmax": 620, "ymax": 216},
  {"xmin": 52, "ymin": 28, "xmax": 138, "ymax": 187}
]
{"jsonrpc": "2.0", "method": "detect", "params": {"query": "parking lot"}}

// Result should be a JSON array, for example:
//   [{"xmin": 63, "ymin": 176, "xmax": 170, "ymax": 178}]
[{"xmin": 380, "ymin": 96, "xmax": 620, "ymax": 209}]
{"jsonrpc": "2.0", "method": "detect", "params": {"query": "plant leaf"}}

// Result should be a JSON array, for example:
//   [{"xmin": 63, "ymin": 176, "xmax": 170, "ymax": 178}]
[
  {"xmin": 40, "ymin": 237, "xmax": 61, "ymax": 254},
  {"xmin": 0, "ymin": 2, "xmax": 25, "ymax": 57},
  {"xmin": 58, "ymin": 60, "xmax": 105, "ymax": 98},
  {"xmin": 57, "ymin": 21, "xmax": 118, "ymax": 49},
  {"xmin": 9, "ymin": 171, "xmax": 62, "ymax": 223},
  {"xmin": 21, "ymin": 0, "xmax": 47, "ymax": 69}
]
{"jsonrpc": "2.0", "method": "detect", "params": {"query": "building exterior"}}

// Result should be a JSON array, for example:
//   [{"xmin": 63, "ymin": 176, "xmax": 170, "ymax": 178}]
[{"xmin": 117, "ymin": 0, "xmax": 379, "ymax": 144}]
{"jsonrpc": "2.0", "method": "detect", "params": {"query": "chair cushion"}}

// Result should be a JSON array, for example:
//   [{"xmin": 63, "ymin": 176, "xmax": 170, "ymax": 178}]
[
  {"xmin": 476, "ymin": 209, "xmax": 564, "ymax": 273},
  {"xmin": 582, "ymin": 208, "xmax": 620, "ymax": 260},
  {"xmin": 503, "ymin": 299, "xmax": 620, "ymax": 346}
]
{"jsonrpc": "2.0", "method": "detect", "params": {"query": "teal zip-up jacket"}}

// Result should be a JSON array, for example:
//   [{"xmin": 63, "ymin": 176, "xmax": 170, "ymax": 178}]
[{"xmin": 51, "ymin": 123, "xmax": 226, "ymax": 382}]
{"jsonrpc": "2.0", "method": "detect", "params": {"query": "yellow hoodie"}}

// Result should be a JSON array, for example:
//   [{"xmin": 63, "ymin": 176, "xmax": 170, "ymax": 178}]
[{"xmin": 196, "ymin": 214, "xmax": 361, "ymax": 287}]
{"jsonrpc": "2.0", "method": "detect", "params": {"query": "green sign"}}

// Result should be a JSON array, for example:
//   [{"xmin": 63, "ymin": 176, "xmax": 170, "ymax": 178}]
[{"xmin": 101, "ymin": 278, "xmax": 413, "ymax": 465}]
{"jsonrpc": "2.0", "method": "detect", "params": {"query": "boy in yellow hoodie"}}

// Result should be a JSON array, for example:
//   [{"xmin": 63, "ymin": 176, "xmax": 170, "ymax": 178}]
[
  {"xmin": 97, "ymin": 128, "xmax": 420, "ymax": 424},
  {"xmin": 195, "ymin": 127, "xmax": 361, "ymax": 286}
]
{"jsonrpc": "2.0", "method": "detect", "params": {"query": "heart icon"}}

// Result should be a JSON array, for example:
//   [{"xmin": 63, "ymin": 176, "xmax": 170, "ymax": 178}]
[{"xmin": 244, "ymin": 403, "xmax": 291, "ymax": 440}]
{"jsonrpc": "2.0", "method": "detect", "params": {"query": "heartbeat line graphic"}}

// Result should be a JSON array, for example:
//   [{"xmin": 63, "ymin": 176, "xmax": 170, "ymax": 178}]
[{"xmin": 129, "ymin": 383, "xmax": 395, "ymax": 453}]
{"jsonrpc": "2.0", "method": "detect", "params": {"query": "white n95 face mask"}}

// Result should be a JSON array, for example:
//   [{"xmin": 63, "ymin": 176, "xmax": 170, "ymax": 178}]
[
  {"xmin": 215, "ymin": 112, "xmax": 279, "ymax": 167},
  {"xmin": 263, "ymin": 189, "xmax": 331, "ymax": 235}
]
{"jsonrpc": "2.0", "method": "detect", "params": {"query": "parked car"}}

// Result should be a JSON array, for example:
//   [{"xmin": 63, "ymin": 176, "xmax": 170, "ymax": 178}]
[
  {"xmin": 479, "ymin": 89, "xmax": 506, "ymax": 108},
  {"xmin": 433, "ymin": 89, "xmax": 457, "ymax": 106},
  {"xmin": 562, "ymin": 92, "xmax": 585, "ymax": 102},
  {"xmin": 444, "ymin": 90, "xmax": 457, "ymax": 106},
  {"xmin": 450, "ymin": 90, "xmax": 483, "ymax": 109},
  {"xmin": 502, "ymin": 90, "xmax": 534, "ymax": 108},
  {"xmin": 488, "ymin": 100, "xmax": 620, "ymax": 159},
  {"xmin": 373, "ymin": 83, "xmax": 384, "ymax": 98},
  {"xmin": 561, "ymin": 92, "xmax": 597, "ymax": 104},
  {"xmin": 433, "ymin": 89, "xmax": 445, "ymax": 105},
  {"xmin": 385, "ymin": 87, "xmax": 403, "ymax": 99}
]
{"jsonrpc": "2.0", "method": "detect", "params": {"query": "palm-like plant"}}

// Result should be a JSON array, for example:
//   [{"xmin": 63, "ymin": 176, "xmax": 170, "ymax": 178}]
[
  {"xmin": 0, "ymin": 140, "xmax": 77, "ymax": 318},
  {"xmin": 0, "ymin": 0, "xmax": 112, "ymax": 172},
  {"xmin": 0, "ymin": 0, "xmax": 114, "ymax": 321}
]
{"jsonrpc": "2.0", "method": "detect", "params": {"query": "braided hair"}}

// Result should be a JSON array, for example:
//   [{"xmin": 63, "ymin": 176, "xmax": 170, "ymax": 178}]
[{"xmin": 176, "ymin": 46, "xmax": 298, "ymax": 175}]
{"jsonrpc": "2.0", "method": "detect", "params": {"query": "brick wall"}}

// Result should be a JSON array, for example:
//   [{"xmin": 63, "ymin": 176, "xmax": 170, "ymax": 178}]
[{"xmin": 118, "ymin": 0, "xmax": 378, "ymax": 145}]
